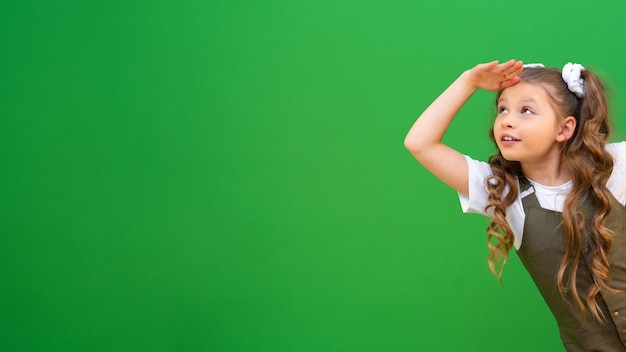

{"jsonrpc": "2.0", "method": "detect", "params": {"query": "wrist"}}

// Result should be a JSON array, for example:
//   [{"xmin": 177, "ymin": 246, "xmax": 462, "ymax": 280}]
[{"xmin": 460, "ymin": 70, "xmax": 479, "ymax": 91}]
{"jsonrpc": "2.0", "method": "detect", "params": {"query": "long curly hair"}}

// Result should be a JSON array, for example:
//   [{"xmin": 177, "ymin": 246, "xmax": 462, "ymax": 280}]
[{"xmin": 484, "ymin": 66, "xmax": 617, "ymax": 322}]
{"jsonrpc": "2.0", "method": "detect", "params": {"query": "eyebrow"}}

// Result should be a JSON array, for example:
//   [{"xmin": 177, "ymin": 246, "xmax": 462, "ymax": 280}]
[
  {"xmin": 497, "ymin": 97, "xmax": 538, "ymax": 105},
  {"xmin": 520, "ymin": 98, "xmax": 538, "ymax": 105}
]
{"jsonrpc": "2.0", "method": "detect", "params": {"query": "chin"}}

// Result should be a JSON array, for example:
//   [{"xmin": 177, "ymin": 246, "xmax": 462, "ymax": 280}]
[{"xmin": 499, "ymin": 151, "xmax": 519, "ymax": 162}]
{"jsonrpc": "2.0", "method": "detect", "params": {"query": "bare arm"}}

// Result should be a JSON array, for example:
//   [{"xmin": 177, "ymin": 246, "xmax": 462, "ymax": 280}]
[{"xmin": 404, "ymin": 60, "xmax": 524, "ymax": 196}]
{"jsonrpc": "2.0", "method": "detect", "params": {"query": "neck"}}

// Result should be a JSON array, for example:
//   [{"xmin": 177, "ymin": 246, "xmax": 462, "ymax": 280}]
[{"xmin": 521, "ymin": 157, "xmax": 570, "ymax": 186}]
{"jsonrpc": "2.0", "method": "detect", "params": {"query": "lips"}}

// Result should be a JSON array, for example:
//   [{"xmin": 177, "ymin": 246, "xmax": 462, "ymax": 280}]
[{"xmin": 501, "ymin": 134, "xmax": 520, "ymax": 142}]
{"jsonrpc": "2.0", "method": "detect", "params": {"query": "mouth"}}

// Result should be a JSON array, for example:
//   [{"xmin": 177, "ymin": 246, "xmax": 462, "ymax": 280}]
[{"xmin": 501, "ymin": 135, "xmax": 520, "ymax": 142}]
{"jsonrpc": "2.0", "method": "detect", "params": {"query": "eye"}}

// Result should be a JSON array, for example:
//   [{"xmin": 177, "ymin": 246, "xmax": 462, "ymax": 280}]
[
  {"xmin": 498, "ymin": 106, "xmax": 508, "ymax": 114},
  {"xmin": 522, "ymin": 107, "xmax": 533, "ymax": 115}
]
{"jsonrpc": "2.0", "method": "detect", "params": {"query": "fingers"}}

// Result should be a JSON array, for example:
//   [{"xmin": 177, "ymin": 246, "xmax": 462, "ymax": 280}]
[
  {"xmin": 496, "ymin": 59, "xmax": 522, "ymax": 74},
  {"xmin": 469, "ymin": 59, "xmax": 523, "ymax": 91},
  {"xmin": 474, "ymin": 60, "xmax": 499, "ymax": 72},
  {"xmin": 503, "ymin": 60, "xmax": 524, "ymax": 75},
  {"xmin": 477, "ymin": 59, "xmax": 522, "ymax": 75},
  {"xmin": 494, "ymin": 60, "xmax": 523, "ymax": 84},
  {"xmin": 498, "ymin": 60, "xmax": 523, "ymax": 89},
  {"xmin": 500, "ymin": 76, "xmax": 521, "ymax": 89}
]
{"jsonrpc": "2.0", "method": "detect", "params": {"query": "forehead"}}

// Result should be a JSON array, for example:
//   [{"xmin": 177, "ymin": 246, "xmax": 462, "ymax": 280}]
[{"xmin": 499, "ymin": 82, "xmax": 551, "ymax": 103}]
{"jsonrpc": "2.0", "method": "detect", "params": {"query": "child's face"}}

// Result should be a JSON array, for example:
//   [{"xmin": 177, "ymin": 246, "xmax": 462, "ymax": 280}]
[{"xmin": 493, "ymin": 82, "xmax": 565, "ymax": 165}]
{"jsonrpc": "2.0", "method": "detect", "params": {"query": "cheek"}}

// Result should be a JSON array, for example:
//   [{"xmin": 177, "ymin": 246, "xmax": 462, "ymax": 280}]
[
  {"xmin": 490, "ymin": 126, "xmax": 499, "ymax": 142},
  {"xmin": 492, "ymin": 120, "xmax": 500, "ymax": 132}
]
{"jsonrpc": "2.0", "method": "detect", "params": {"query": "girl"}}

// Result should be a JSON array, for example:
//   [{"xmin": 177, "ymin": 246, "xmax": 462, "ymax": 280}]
[{"xmin": 405, "ymin": 60, "xmax": 626, "ymax": 351}]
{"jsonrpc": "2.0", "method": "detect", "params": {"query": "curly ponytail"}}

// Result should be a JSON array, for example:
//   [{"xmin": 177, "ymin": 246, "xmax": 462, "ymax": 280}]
[{"xmin": 561, "ymin": 69, "xmax": 618, "ymax": 322}]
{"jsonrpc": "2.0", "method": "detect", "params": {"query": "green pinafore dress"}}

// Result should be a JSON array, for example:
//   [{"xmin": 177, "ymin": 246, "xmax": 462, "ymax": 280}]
[{"xmin": 517, "ymin": 177, "xmax": 626, "ymax": 351}]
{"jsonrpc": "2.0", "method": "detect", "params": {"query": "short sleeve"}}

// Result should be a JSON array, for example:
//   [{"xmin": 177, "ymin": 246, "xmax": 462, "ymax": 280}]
[
  {"xmin": 457, "ymin": 155, "xmax": 526, "ymax": 249},
  {"xmin": 607, "ymin": 142, "xmax": 626, "ymax": 204},
  {"xmin": 458, "ymin": 155, "xmax": 494, "ymax": 215}
]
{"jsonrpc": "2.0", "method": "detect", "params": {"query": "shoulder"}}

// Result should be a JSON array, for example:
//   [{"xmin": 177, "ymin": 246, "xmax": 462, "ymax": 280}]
[
  {"xmin": 463, "ymin": 155, "xmax": 493, "ymax": 178},
  {"xmin": 606, "ymin": 141, "xmax": 626, "ymax": 176},
  {"xmin": 459, "ymin": 155, "xmax": 525, "ymax": 249},
  {"xmin": 606, "ymin": 142, "xmax": 626, "ymax": 204},
  {"xmin": 459, "ymin": 155, "xmax": 493, "ymax": 214},
  {"xmin": 606, "ymin": 141, "xmax": 626, "ymax": 158}
]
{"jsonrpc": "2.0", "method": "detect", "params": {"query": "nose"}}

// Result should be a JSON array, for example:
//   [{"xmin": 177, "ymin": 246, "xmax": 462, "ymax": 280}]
[{"xmin": 500, "ymin": 115, "xmax": 515, "ymax": 128}]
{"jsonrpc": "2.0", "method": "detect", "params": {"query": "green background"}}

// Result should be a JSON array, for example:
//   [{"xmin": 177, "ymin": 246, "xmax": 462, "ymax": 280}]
[{"xmin": 2, "ymin": 0, "xmax": 626, "ymax": 351}]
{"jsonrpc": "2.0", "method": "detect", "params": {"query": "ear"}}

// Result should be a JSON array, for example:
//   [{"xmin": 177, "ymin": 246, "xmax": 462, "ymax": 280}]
[{"xmin": 556, "ymin": 116, "xmax": 577, "ymax": 142}]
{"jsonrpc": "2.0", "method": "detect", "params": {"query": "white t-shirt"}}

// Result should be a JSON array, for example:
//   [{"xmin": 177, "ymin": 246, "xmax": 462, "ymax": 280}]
[{"xmin": 458, "ymin": 142, "xmax": 626, "ymax": 250}]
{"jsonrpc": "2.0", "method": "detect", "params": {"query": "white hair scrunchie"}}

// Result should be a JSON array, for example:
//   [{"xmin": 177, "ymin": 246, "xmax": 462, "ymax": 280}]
[
  {"xmin": 562, "ymin": 62, "xmax": 586, "ymax": 98},
  {"xmin": 523, "ymin": 63, "xmax": 545, "ymax": 68}
]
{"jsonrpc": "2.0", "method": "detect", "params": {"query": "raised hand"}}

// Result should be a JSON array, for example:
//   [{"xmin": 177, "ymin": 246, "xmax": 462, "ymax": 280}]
[{"xmin": 465, "ymin": 59, "xmax": 524, "ymax": 91}]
